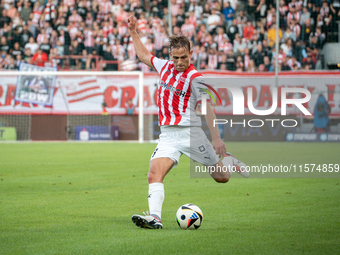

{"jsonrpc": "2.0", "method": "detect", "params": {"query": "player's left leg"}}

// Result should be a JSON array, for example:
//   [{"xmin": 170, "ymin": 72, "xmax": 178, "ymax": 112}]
[{"xmin": 132, "ymin": 132, "xmax": 182, "ymax": 229}]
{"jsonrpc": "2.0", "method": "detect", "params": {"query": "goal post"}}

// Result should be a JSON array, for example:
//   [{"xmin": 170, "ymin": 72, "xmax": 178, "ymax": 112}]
[{"xmin": 0, "ymin": 70, "xmax": 151, "ymax": 142}]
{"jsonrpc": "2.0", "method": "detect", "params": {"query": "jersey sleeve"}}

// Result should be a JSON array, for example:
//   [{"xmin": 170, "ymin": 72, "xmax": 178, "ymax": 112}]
[
  {"xmin": 151, "ymin": 56, "xmax": 169, "ymax": 74},
  {"xmin": 191, "ymin": 76, "xmax": 211, "ymax": 105}
]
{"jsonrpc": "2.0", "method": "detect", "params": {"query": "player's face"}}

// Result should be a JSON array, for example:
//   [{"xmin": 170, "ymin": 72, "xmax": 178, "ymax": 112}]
[{"xmin": 170, "ymin": 47, "xmax": 193, "ymax": 72}]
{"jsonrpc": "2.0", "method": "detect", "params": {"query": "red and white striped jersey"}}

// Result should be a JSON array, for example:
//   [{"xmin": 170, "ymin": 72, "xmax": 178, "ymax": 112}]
[
  {"xmin": 145, "ymin": 42, "xmax": 155, "ymax": 53},
  {"xmin": 112, "ymin": 44, "xmax": 125, "ymax": 61},
  {"xmin": 290, "ymin": 23, "xmax": 301, "ymax": 38},
  {"xmin": 154, "ymin": 32, "xmax": 167, "ymax": 50},
  {"xmin": 219, "ymin": 42, "xmax": 233, "ymax": 53},
  {"xmin": 69, "ymin": 26, "xmax": 78, "ymax": 40},
  {"xmin": 181, "ymin": 23, "xmax": 195, "ymax": 38},
  {"xmin": 103, "ymin": 25, "xmax": 113, "ymax": 37},
  {"xmin": 279, "ymin": 5, "xmax": 288, "ymax": 16},
  {"xmin": 118, "ymin": 25, "xmax": 127, "ymax": 36},
  {"xmin": 37, "ymin": 33, "xmax": 49, "ymax": 45},
  {"xmin": 68, "ymin": 14, "xmax": 83, "ymax": 23},
  {"xmin": 288, "ymin": 1, "xmax": 302, "ymax": 10},
  {"xmin": 214, "ymin": 34, "xmax": 228, "ymax": 47},
  {"xmin": 150, "ymin": 17, "xmax": 163, "ymax": 29},
  {"xmin": 138, "ymin": 62, "xmax": 150, "ymax": 73},
  {"xmin": 84, "ymin": 30, "xmax": 94, "ymax": 47},
  {"xmin": 244, "ymin": 54, "xmax": 250, "ymax": 69},
  {"xmin": 32, "ymin": 7, "xmax": 43, "ymax": 27},
  {"xmin": 171, "ymin": 4, "xmax": 180, "ymax": 16},
  {"xmin": 64, "ymin": 0, "xmax": 75, "ymax": 7},
  {"xmin": 208, "ymin": 54, "xmax": 218, "ymax": 69},
  {"xmin": 137, "ymin": 18, "xmax": 147, "ymax": 32},
  {"xmin": 287, "ymin": 11, "xmax": 301, "ymax": 22},
  {"xmin": 188, "ymin": 15, "xmax": 197, "ymax": 27},
  {"xmin": 59, "ymin": 35, "xmax": 65, "ymax": 45},
  {"xmin": 151, "ymin": 56, "xmax": 208, "ymax": 126},
  {"xmin": 272, "ymin": 52, "xmax": 285, "ymax": 64},
  {"xmin": 127, "ymin": 41, "xmax": 136, "ymax": 60},
  {"xmin": 100, "ymin": 1, "xmax": 112, "ymax": 14}
]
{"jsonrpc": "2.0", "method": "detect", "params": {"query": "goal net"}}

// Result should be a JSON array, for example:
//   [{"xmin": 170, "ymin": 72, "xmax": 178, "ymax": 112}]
[{"xmin": 0, "ymin": 65, "xmax": 159, "ymax": 142}]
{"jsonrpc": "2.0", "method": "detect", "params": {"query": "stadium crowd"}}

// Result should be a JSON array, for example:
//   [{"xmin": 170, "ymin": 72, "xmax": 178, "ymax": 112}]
[{"xmin": 0, "ymin": 0, "xmax": 339, "ymax": 72}]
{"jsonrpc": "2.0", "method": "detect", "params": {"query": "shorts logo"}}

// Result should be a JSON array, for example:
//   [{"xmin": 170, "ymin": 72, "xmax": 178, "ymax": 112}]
[{"xmin": 198, "ymin": 145, "xmax": 205, "ymax": 152}]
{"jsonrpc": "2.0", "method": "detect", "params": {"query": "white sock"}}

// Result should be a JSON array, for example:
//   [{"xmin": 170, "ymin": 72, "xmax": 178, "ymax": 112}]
[
  {"xmin": 222, "ymin": 157, "xmax": 233, "ymax": 176},
  {"xmin": 148, "ymin": 182, "xmax": 164, "ymax": 220}
]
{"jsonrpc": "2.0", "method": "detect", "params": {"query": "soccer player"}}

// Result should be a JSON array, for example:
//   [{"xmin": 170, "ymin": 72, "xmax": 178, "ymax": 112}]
[{"xmin": 126, "ymin": 15, "xmax": 248, "ymax": 229}]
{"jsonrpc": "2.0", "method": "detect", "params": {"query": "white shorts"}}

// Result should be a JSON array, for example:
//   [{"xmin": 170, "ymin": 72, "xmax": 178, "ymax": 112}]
[{"xmin": 150, "ymin": 126, "xmax": 220, "ymax": 168}]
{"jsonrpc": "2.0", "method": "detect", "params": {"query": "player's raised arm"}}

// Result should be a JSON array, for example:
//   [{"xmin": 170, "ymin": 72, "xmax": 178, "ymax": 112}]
[{"xmin": 126, "ymin": 15, "xmax": 153, "ymax": 68}]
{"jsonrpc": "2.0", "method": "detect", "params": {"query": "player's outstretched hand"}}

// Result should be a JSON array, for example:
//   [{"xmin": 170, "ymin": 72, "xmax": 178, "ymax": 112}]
[
  {"xmin": 126, "ymin": 15, "xmax": 137, "ymax": 34},
  {"xmin": 212, "ymin": 138, "xmax": 226, "ymax": 159}
]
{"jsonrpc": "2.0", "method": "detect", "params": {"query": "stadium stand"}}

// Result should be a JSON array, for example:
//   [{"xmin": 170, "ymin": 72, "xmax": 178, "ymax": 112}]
[{"xmin": 0, "ymin": 0, "xmax": 339, "ymax": 72}]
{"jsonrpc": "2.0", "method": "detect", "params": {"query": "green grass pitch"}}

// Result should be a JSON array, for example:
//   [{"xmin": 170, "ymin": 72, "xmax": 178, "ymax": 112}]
[{"xmin": 0, "ymin": 142, "xmax": 339, "ymax": 255}]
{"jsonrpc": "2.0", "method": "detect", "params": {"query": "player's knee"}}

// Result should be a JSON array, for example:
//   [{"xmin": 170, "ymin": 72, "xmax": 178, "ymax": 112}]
[
  {"xmin": 147, "ymin": 170, "xmax": 161, "ymax": 183},
  {"xmin": 214, "ymin": 177, "xmax": 229, "ymax": 183}
]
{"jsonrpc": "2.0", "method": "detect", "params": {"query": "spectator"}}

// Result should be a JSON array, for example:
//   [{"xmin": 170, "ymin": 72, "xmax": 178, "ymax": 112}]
[
  {"xmin": 278, "ymin": 0, "xmax": 288, "ymax": 29},
  {"xmin": 287, "ymin": 55, "xmax": 301, "ymax": 70},
  {"xmin": 247, "ymin": 59, "xmax": 257, "ymax": 72},
  {"xmin": 207, "ymin": 8, "xmax": 221, "ymax": 34},
  {"xmin": 227, "ymin": 18, "xmax": 239, "ymax": 43},
  {"xmin": 189, "ymin": 0, "xmax": 203, "ymax": 20},
  {"xmin": 235, "ymin": 55, "xmax": 244, "ymax": 72},
  {"xmin": 18, "ymin": 25, "xmax": 32, "ymax": 48},
  {"xmin": 68, "ymin": 9, "xmax": 83, "ymax": 24},
  {"xmin": 44, "ymin": 0, "xmax": 56, "ymax": 25},
  {"xmin": 12, "ymin": 42, "xmax": 23, "ymax": 58},
  {"xmin": 246, "ymin": 0, "xmax": 257, "ymax": 22},
  {"xmin": 263, "ymin": 56, "xmax": 272, "ymax": 71},
  {"xmin": 267, "ymin": 23, "xmax": 282, "ymax": 47},
  {"xmin": 207, "ymin": 47, "xmax": 218, "ymax": 69},
  {"xmin": 223, "ymin": 1, "xmax": 235, "ymax": 29},
  {"xmin": 281, "ymin": 38, "xmax": 294, "ymax": 56},
  {"xmin": 0, "ymin": 36, "xmax": 10, "ymax": 53},
  {"xmin": 300, "ymin": 6, "xmax": 312, "ymax": 26},
  {"xmin": 255, "ymin": 0, "xmax": 267, "ymax": 24},
  {"xmin": 32, "ymin": 48, "xmax": 48, "ymax": 67},
  {"xmin": 217, "ymin": 53, "xmax": 228, "ymax": 69},
  {"xmin": 40, "ymin": 37, "xmax": 51, "ymax": 56},
  {"xmin": 20, "ymin": 0, "xmax": 32, "ymax": 24},
  {"xmin": 226, "ymin": 49, "xmax": 236, "ymax": 71},
  {"xmin": 243, "ymin": 20, "xmax": 255, "ymax": 40},
  {"xmin": 302, "ymin": 53, "xmax": 316, "ymax": 70},
  {"xmin": 243, "ymin": 48, "xmax": 251, "ymax": 70},
  {"xmin": 317, "ymin": 0, "xmax": 333, "ymax": 41},
  {"xmin": 236, "ymin": 10, "xmax": 247, "ymax": 37},
  {"xmin": 103, "ymin": 45, "xmax": 117, "ymax": 71},
  {"xmin": 233, "ymin": 33, "xmax": 247, "ymax": 55},
  {"xmin": 181, "ymin": 18, "xmax": 195, "ymax": 39},
  {"xmin": 282, "ymin": 26, "xmax": 297, "ymax": 43},
  {"xmin": 252, "ymin": 44, "xmax": 265, "ymax": 66},
  {"xmin": 281, "ymin": 56, "xmax": 292, "ymax": 71},
  {"xmin": 301, "ymin": 18, "xmax": 314, "ymax": 42}
]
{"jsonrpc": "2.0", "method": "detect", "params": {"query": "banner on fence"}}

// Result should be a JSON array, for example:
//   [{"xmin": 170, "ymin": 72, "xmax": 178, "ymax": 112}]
[
  {"xmin": 14, "ymin": 63, "xmax": 57, "ymax": 106},
  {"xmin": 0, "ymin": 72, "xmax": 339, "ymax": 116}
]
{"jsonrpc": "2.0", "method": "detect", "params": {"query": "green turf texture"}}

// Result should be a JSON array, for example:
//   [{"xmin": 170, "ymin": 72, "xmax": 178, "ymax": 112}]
[{"xmin": 0, "ymin": 142, "xmax": 339, "ymax": 255}]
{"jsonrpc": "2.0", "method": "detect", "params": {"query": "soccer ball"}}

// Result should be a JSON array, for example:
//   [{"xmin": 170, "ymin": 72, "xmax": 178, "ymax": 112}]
[{"xmin": 176, "ymin": 204, "xmax": 203, "ymax": 229}]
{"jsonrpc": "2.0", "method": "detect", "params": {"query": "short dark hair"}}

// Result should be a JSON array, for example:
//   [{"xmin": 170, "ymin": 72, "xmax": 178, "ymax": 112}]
[{"xmin": 168, "ymin": 35, "xmax": 191, "ymax": 53}]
